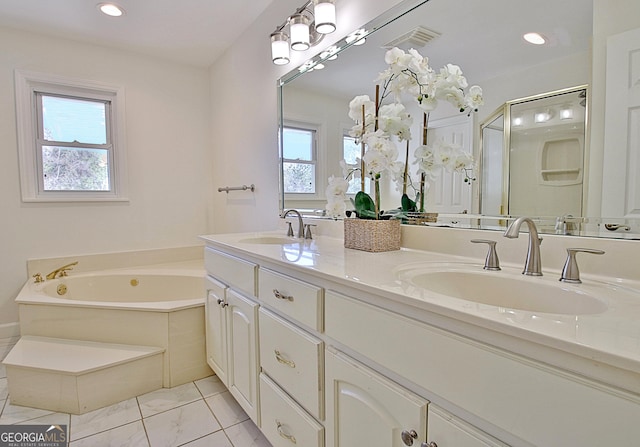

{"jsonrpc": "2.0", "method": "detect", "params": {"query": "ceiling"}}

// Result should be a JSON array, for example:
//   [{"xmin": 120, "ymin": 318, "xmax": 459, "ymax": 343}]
[{"xmin": 0, "ymin": 0, "xmax": 274, "ymax": 67}]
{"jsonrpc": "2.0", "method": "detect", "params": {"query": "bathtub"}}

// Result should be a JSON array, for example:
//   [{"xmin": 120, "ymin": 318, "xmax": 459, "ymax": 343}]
[{"xmin": 15, "ymin": 267, "xmax": 212, "ymax": 387}]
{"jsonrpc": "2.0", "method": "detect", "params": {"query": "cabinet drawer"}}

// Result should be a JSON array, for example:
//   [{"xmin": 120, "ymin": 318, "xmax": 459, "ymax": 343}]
[
  {"xmin": 205, "ymin": 247, "xmax": 257, "ymax": 297},
  {"xmin": 259, "ymin": 308, "xmax": 323, "ymax": 420},
  {"xmin": 259, "ymin": 373, "xmax": 324, "ymax": 447},
  {"xmin": 258, "ymin": 268, "xmax": 323, "ymax": 331}
]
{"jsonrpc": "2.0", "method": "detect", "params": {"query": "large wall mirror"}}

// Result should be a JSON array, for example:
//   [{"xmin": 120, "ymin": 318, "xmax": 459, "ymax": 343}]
[{"xmin": 278, "ymin": 0, "xmax": 640, "ymax": 238}]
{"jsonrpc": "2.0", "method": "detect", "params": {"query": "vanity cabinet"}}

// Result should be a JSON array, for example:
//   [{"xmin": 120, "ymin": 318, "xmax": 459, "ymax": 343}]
[
  {"xmin": 202, "ymin": 236, "xmax": 640, "ymax": 447},
  {"xmin": 204, "ymin": 276, "xmax": 228, "ymax": 386},
  {"xmin": 325, "ymin": 348, "xmax": 428, "ymax": 447},
  {"xmin": 204, "ymin": 247, "xmax": 260, "ymax": 424}
]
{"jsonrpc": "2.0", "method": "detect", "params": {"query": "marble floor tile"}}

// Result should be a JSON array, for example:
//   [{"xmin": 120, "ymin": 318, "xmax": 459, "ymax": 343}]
[
  {"xmin": 70, "ymin": 420, "xmax": 149, "ymax": 447},
  {"xmin": 0, "ymin": 401, "xmax": 55, "ymax": 425},
  {"xmin": 194, "ymin": 375, "xmax": 226, "ymax": 398},
  {"xmin": 16, "ymin": 411, "xmax": 70, "ymax": 427},
  {"xmin": 70, "ymin": 397, "xmax": 141, "ymax": 441},
  {"xmin": 143, "ymin": 400, "xmax": 221, "ymax": 447},
  {"xmin": 225, "ymin": 420, "xmax": 272, "ymax": 447},
  {"xmin": 137, "ymin": 382, "xmax": 202, "ymax": 418},
  {"xmin": 205, "ymin": 391, "xmax": 249, "ymax": 429},
  {"xmin": 182, "ymin": 431, "xmax": 234, "ymax": 447}
]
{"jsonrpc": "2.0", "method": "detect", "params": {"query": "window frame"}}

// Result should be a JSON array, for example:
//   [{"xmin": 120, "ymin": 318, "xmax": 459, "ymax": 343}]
[
  {"xmin": 282, "ymin": 121, "xmax": 320, "ymax": 198},
  {"xmin": 14, "ymin": 70, "xmax": 128, "ymax": 202}
]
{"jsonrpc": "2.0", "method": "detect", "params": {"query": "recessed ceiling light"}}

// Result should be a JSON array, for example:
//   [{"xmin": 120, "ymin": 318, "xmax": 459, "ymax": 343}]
[
  {"xmin": 98, "ymin": 3, "xmax": 125, "ymax": 17},
  {"xmin": 523, "ymin": 32, "xmax": 546, "ymax": 45}
]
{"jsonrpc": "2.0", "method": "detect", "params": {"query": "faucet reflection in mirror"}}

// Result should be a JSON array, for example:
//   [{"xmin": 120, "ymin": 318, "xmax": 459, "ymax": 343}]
[{"xmin": 325, "ymin": 47, "xmax": 483, "ymax": 221}]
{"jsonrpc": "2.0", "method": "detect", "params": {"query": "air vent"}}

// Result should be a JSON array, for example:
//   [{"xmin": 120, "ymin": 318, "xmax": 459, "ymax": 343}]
[{"xmin": 382, "ymin": 26, "xmax": 441, "ymax": 50}]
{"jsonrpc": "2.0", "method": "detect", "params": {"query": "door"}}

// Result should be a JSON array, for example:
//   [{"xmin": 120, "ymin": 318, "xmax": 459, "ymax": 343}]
[
  {"xmin": 205, "ymin": 276, "xmax": 228, "ymax": 386},
  {"xmin": 426, "ymin": 114, "xmax": 475, "ymax": 213},
  {"xmin": 601, "ymin": 26, "xmax": 640, "ymax": 218},
  {"xmin": 325, "ymin": 348, "xmax": 428, "ymax": 447},
  {"xmin": 226, "ymin": 288, "xmax": 260, "ymax": 424}
]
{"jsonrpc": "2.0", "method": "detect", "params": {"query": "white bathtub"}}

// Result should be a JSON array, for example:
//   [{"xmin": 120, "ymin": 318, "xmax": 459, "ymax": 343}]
[{"xmin": 16, "ymin": 268, "xmax": 212, "ymax": 387}]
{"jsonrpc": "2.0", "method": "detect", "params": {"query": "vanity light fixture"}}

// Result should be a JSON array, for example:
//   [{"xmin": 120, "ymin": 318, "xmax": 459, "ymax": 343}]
[
  {"xmin": 346, "ymin": 28, "xmax": 368, "ymax": 46},
  {"xmin": 523, "ymin": 32, "xmax": 547, "ymax": 45},
  {"xmin": 560, "ymin": 106, "xmax": 574, "ymax": 120},
  {"xmin": 320, "ymin": 45, "xmax": 340, "ymax": 60},
  {"xmin": 271, "ymin": 31, "xmax": 291, "ymax": 65},
  {"xmin": 534, "ymin": 110, "xmax": 551, "ymax": 123},
  {"xmin": 290, "ymin": 13, "xmax": 312, "ymax": 51},
  {"xmin": 313, "ymin": 0, "xmax": 336, "ymax": 34},
  {"xmin": 270, "ymin": 0, "xmax": 337, "ymax": 65},
  {"xmin": 97, "ymin": 3, "xmax": 125, "ymax": 17}
]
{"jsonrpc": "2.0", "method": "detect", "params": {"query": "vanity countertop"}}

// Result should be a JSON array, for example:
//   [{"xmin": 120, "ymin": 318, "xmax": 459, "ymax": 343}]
[{"xmin": 200, "ymin": 231, "xmax": 640, "ymax": 394}]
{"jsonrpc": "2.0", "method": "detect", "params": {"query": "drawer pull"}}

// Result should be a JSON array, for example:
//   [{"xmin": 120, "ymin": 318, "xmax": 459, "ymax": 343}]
[
  {"xmin": 273, "ymin": 289, "xmax": 294, "ymax": 302},
  {"xmin": 274, "ymin": 349, "xmax": 296, "ymax": 368},
  {"xmin": 276, "ymin": 420, "xmax": 297, "ymax": 444}
]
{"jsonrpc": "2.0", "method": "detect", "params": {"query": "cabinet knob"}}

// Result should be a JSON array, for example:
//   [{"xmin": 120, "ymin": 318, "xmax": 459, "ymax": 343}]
[
  {"xmin": 274, "ymin": 349, "xmax": 296, "ymax": 368},
  {"xmin": 273, "ymin": 289, "xmax": 294, "ymax": 302},
  {"xmin": 216, "ymin": 298, "xmax": 228, "ymax": 308},
  {"xmin": 401, "ymin": 429, "xmax": 419, "ymax": 446},
  {"xmin": 276, "ymin": 420, "xmax": 297, "ymax": 444}
]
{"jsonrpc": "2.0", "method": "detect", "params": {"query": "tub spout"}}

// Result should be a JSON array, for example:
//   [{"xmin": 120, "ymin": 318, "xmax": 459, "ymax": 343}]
[{"xmin": 46, "ymin": 261, "xmax": 78, "ymax": 280}]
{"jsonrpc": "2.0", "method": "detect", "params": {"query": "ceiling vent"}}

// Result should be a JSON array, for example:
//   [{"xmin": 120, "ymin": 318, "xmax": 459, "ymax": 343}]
[{"xmin": 382, "ymin": 26, "xmax": 440, "ymax": 50}]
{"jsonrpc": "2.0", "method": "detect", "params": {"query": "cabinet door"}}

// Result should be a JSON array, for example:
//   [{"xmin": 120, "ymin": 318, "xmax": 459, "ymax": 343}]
[
  {"xmin": 205, "ymin": 276, "xmax": 228, "ymax": 386},
  {"xmin": 427, "ymin": 405, "xmax": 508, "ymax": 447},
  {"xmin": 226, "ymin": 289, "xmax": 260, "ymax": 424},
  {"xmin": 325, "ymin": 348, "xmax": 428, "ymax": 447}
]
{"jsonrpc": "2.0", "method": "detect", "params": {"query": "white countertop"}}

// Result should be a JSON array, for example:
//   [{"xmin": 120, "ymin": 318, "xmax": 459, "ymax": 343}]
[{"xmin": 200, "ymin": 231, "xmax": 640, "ymax": 393}]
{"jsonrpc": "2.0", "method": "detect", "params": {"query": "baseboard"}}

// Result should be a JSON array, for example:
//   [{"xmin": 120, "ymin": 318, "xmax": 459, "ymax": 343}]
[{"xmin": 0, "ymin": 322, "xmax": 21, "ymax": 339}]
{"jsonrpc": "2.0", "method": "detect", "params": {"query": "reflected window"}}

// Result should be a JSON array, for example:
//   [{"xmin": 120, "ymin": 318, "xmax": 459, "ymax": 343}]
[
  {"xmin": 343, "ymin": 134, "xmax": 370, "ymax": 194},
  {"xmin": 283, "ymin": 125, "xmax": 317, "ymax": 194}
]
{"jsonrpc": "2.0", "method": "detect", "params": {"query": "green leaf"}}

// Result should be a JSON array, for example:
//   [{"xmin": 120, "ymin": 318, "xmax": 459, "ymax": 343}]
[
  {"xmin": 401, "ymin": 193, "xmax": 416, "ymax": 212},
  {"xmin": 354, "ymin": 191, "xmax": 377, "ymax": 220}
]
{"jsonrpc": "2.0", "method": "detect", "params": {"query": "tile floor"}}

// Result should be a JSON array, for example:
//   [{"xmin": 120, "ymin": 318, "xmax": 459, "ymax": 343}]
[{"xmin": 0, "ymin": 337, "xmax": 273, "ymax": 447}]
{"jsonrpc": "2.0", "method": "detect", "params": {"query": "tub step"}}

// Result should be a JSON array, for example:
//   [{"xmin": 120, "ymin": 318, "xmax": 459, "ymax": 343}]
[{"xmin": 2, "ymin": 335, "xmax": 164, "ymax": 414}]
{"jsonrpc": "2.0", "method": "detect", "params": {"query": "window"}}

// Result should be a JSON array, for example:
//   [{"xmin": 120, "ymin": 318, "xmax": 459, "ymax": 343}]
[
  {"xmin": 15, "ymin": 70, "xmax": 127, "ymax": 202},
  {"xmin": 282, "ymin": 124, "xmax": 317, "ymax": 194}
]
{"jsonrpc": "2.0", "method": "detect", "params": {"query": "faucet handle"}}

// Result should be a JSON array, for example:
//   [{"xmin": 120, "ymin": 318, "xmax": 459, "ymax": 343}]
[
  {"xmin": 471, "ymin": 239, "xmax": 501, "ymax": 271},
  {"xmin": 286, "ymin": 222, "xmax": 294, "ymax": 237},
  {"xmin": 32, "ymin": 273, "xmax": 44, "ymax": 283},
  {"xmin": 304, "ymin": 224, "xmax": 316, "ymax": 240},
  {"xmin": 560, "ymin": 248, "xmax": 605, "ymax": 283}
]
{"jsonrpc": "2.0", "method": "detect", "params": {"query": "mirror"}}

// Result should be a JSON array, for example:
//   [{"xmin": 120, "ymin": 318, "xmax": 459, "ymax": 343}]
[
  {"xmin": 481, "ymin": 86, "xmax": 588, "ymax": 218},
  {"xmin": 278, "ymin": 0, "xmax": 639, "ymax": 238}
]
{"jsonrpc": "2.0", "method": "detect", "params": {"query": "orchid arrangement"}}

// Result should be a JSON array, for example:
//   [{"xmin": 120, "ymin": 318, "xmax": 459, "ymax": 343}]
[{"xmin": 325, "ymin": 47, "xmax": 483, "ymax": 220}]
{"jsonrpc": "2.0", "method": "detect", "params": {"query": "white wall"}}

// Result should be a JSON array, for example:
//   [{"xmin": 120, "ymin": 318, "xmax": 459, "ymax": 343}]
[{"xmin": 0, "ymin": 27, "xmax": 211, "ymax": 326}]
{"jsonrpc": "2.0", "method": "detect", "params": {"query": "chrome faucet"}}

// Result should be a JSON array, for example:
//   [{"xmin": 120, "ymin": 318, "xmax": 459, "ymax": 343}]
[
  {"xmin": 504, "ymin": 217, "xmax": 543, "ymax": 276},
  {"xmin": 282, "ymin": 209, "xmax": 304, "ymax": 238},
  {"xmin": 45, "ymin": 261, "xmax": 78, "ymax": 280}
]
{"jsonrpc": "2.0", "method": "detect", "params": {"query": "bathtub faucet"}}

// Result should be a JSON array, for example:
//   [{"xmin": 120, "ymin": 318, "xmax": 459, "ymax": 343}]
[{"xmin": 45, "ymin": 261, "xmax": 78, "ymax": 280}]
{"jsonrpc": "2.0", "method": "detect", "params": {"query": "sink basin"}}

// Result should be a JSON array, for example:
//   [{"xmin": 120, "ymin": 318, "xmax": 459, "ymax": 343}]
[
  {"xmin": 238, "ymin": 236, "xmax": 301, "ymax": 245},
  {"xmin": 406, "ymin": 270, "xmax": 608, "ymax": 315}
]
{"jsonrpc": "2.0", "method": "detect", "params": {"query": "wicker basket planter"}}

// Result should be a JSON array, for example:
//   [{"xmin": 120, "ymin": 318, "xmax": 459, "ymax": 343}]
[{"xmin": 344, "ymin": 218, "xmax": 401, "ymax": 252}]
